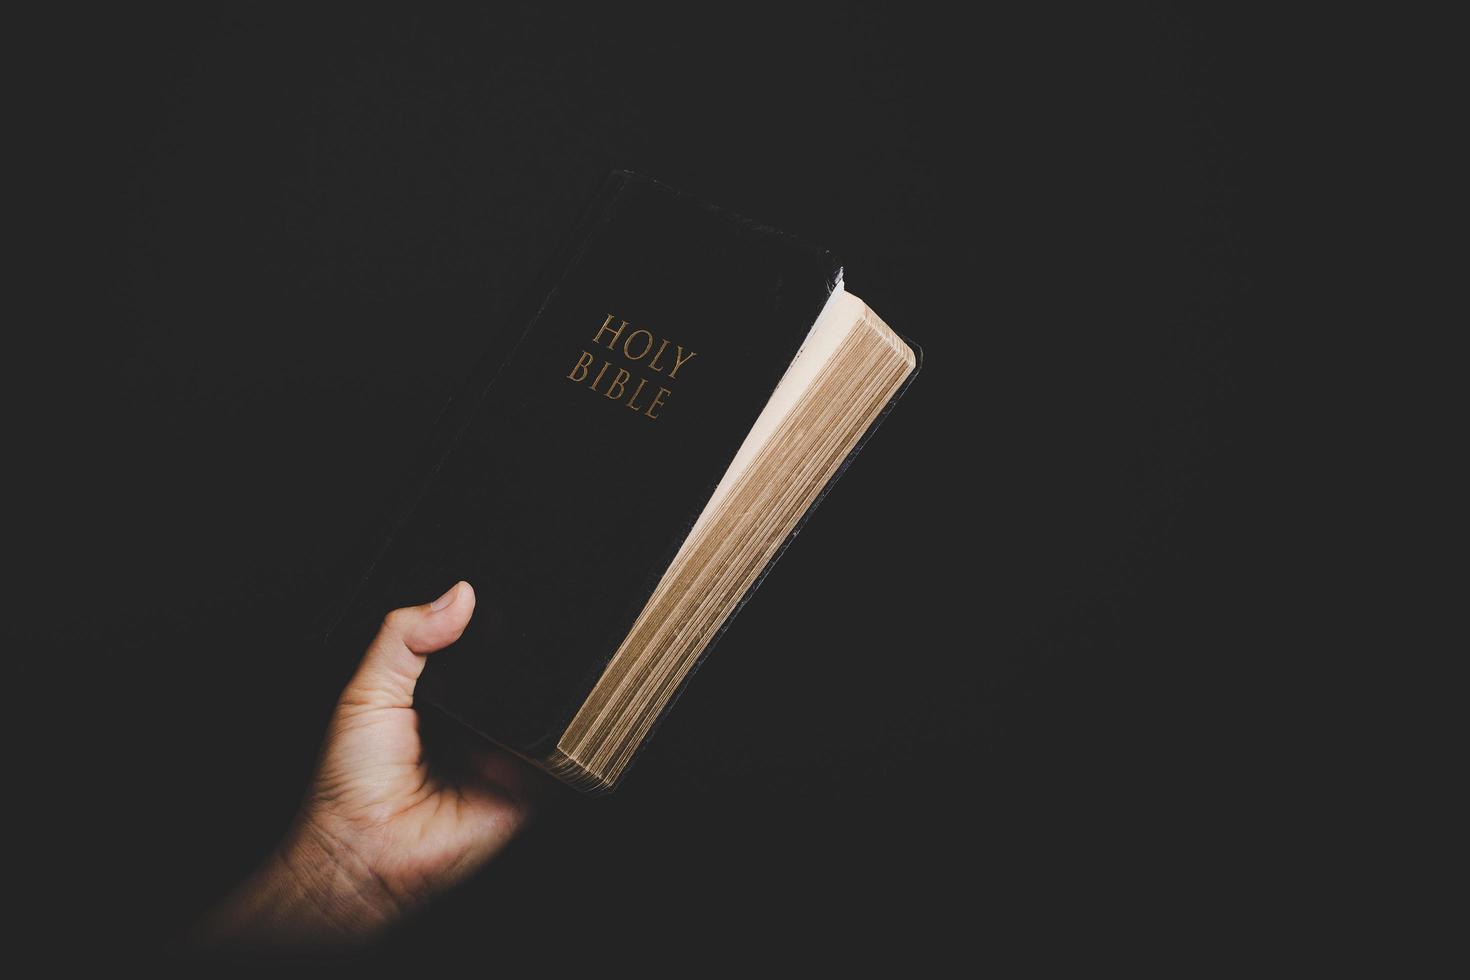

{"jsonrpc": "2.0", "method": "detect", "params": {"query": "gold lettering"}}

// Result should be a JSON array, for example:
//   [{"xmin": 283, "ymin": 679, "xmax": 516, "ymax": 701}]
[
  {"xmin": 622, "ymin": 328, "xmax": 654, "ymax": 361},
  {"xmin": 571, "ymin": 314, "xmax": 698, "ymax": 419},
  {"xmin": 626, "ymin": 377, "xmax": 648, "ymax": 412},
  {"xmin": 644, "ymin": 386, "xmax": 671, "ymax": 420},
  {"xmin": 604, "ymin": 368, "xmax": 630, "ymax": 400},
  {"xmin": 589, "ymin": 360, "xmax": 610, "ymax": 392},
  {"xmin": 566, "ymin": 349, "xmax": 594, "ymax": 383},
  {"xmin": 648, "ymin": 338, "xmax": 671, "ymax": 372},
  {"xmin": 669, "ymin": 346, "xmax": 698, "ymax": 379},
  {"xmin": 592, "ymin": 314, "xmax": 626, "ymax": 349}
]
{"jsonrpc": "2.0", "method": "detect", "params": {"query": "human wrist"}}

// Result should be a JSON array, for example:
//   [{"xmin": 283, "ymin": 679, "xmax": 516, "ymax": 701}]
[
  {"xmin": 194, "ymin": 813, "xmax": 400, "ymax": 951},
  {"xmin": 271, "ymin": 813, "xmax": 402, "ymax": 943}
]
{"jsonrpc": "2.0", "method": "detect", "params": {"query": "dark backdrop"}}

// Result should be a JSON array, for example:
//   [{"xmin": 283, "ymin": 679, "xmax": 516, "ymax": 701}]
[{"xmin": 14, "ymin": 4, "xmax": 1280, "ymax": 965}]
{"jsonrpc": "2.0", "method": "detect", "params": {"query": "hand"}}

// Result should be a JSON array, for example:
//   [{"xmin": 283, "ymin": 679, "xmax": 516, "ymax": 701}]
[{"xmin": 196, "ymin": 582, "xmax": 542, "ymax": 949}]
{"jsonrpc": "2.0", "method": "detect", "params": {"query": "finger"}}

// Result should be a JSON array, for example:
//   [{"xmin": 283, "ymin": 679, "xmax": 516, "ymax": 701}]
[
  {"xmin": 340, "ymin": 581, "xmax": 476, "ymax": 710},
  {"xmin": 451, "ymin": 743, "xmax": 553, "ymax": 828},
  {"xmin": 469, "ymin": 745, "xmax": 553, "ymax": 810}
]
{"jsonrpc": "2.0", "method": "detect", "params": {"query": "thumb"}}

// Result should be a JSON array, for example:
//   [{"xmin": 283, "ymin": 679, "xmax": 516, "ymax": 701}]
[{"xmin": 340, "ymin": 581, "xmax": 475, "ymax": 710}]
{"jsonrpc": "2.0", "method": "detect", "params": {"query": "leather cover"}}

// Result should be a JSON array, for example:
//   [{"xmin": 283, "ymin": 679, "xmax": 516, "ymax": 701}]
[{"xmin": 327, "ymin": 171, "xmax": 918, "ymax": 778}]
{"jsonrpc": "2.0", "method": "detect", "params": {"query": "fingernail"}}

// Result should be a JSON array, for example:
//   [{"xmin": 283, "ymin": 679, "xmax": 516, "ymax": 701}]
[{"xmin": 430, "ymin": 582, "xmax": 461, "ymax": 611}]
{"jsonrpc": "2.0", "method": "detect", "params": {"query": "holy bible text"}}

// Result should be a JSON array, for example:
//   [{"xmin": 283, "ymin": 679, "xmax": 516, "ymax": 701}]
[{"xmin": 566, "ymin": 313, "xmax": 698, "ymax": 420}]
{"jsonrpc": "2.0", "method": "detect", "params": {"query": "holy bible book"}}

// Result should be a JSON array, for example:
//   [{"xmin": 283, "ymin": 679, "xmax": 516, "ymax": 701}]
[{"xmin": 331, "ymin": 171, "xmax": 920, "ymax": 793}]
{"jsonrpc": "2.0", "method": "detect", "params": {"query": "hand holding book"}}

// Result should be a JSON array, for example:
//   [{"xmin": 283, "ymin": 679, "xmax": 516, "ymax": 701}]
[
  {"xmin": 195, "ymin": 582, "xmax": 541, "ymax": 950},
  {"xmin": 197, "ymin": 173, "xmax": 918, "ymax": 947}
]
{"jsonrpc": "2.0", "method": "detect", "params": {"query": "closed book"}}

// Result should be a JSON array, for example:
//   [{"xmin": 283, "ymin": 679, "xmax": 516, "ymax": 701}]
[{"xmin": 330, "ymin": 171, "xmax": 920, "ymax": 792}]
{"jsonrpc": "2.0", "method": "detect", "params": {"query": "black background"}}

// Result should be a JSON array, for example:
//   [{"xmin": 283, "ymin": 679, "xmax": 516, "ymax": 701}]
[{"xmin": 13, "ymin": 3, "xmax": 1291, "ymax": 966}]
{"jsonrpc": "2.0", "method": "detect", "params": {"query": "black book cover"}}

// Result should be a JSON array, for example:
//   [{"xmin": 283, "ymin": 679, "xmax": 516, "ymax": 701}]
[{"xmin": 328, "ymin": 171, "xmax": 917, "ymax": 775}]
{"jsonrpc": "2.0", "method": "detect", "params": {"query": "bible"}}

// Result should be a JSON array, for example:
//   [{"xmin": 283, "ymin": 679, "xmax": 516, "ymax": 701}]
[{"xmin": 332, "ymin": 171, "xmax": 920, "ymax": 792}]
